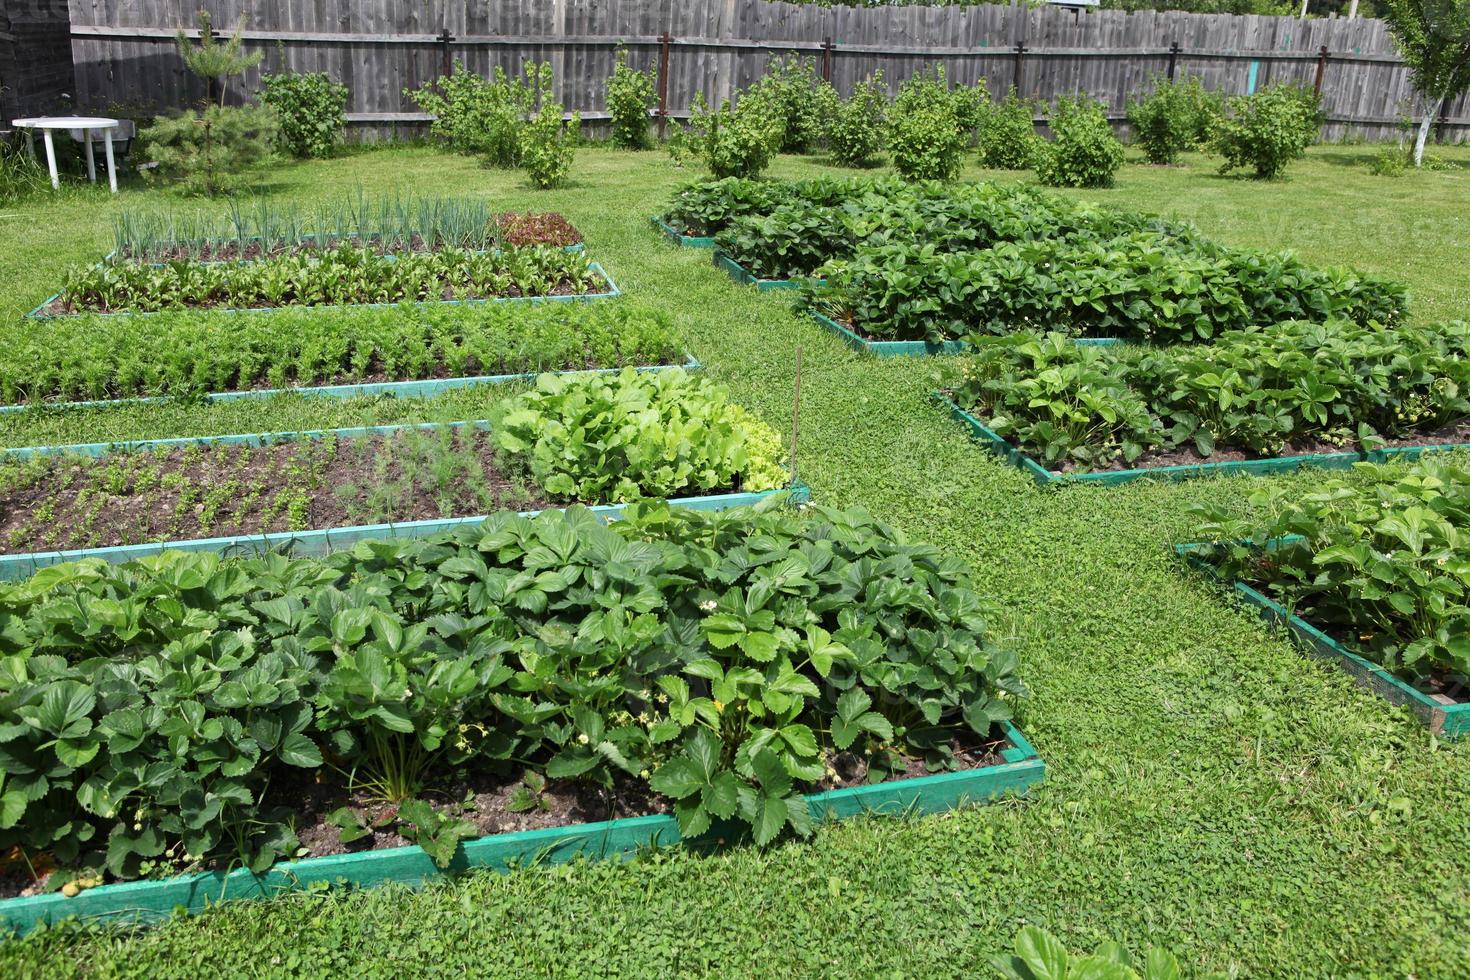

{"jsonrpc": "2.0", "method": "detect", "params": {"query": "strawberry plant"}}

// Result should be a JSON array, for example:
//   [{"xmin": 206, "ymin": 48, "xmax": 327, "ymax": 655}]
[
  {"xmin": 946, "ymin": 320, "xmax": 1470, "ymax": 472},
  {"xmin": 0, "ymin": 500, "xmax": 1025, "ymax": 880},
  {"xmin": 1188, "ymin": 456, "xmax": 1470, "ymax": 687}
]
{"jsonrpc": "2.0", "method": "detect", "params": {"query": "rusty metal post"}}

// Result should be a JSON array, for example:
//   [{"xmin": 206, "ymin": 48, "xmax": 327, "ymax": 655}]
[
  {"xmin": 821, "ymin": 37, "xmax": 833, "ymax": 82},
  {"xmin": 1166, "ymin": 41, "xmax": 1181, "ymax": 82},
  {"xmin": 1313, "ymin": 45, "xmax": 1328, "ymax": 97},
  {"xmin": 1012, "ymin": 42, "xmax": 1027, "ymax": 94},
  {"xmin": 438, "ymin": 28, "xmax": 454, "ymax": 78},
  {"xmin": 657, "ymin": 31, "xmax": 672, "ymax": 139}
]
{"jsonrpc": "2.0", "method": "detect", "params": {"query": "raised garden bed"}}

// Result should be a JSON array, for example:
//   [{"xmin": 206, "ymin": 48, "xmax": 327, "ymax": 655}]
[
  {"xmin": 713, "ymin": 250, "xmax": 823, "ymax": 292},
  {"xmin": 28, "ymin": 253, "xmax": 620, "ymax": 321},
  {"xmin": 0, "ymin": 301, "xmax": 690, "ymax": 413},
  {"xmin": 1176, "ymin": 542, "xmax": 1469, "ymax": 738},
  {"xmin": 650, "ymin": 215, "xmax": 716, "ymax": 249},
  {"xmin": 937, "ymin": 394, "xmax": 1468, "ymax": 489},
  {"xmin": 811, "ymin": 312, "xmax": 1125, "ymax": 358},
  {"xmin": 0, "ymin": 721, "xmax": 1042, "ymax": 935}
]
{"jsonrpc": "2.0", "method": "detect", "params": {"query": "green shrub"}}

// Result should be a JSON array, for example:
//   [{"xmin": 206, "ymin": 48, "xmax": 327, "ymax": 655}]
[
  {"xmin": 949, "ymin": 81, "xmax": 991, "ymax": 146},
  {"xmin": 682, "ymin": 94, "xmax": 783, "ymax": 178},
  {"xmin": 259, "ymin": 71, "xmax": 348, "ymax": 159},
  {"xmin": 519, "ymin": 103, "xmax": 578, "ymax": 189},
  {"xmin": 1126, "ymin": 75, "xmax": 1223, "ymax": 165},
  {"xmin": 0, "ymin": 300, "xmax": 684, "ymax": 405},
  {"xmin": 887, "ymin": 70, "xmax": 967, "ymax": 181},
  {"xmin": 742, "ymin": 56, "xmax": 839, "ymax": 154},
  {"xmin": 0, "ymin": 500, "xmax": 1024, "ymax": 876},
  {"xmin": 139, "ymin": 105, "xmax": 278, "ymax": 197},
  {"xmin": 1189, "ymin": 456, "xmax": 1470, "ymax": 684},
  {"xmin": 827, "ymin": 71, "xmax": 888, "ymax": 167},
  {"xmin": 1211, "ymin": 83, "xmax": 1321, "ymax": 179},
  {"xmin": 716, "ymin": 202, "xmax": 857, "ymax": 280},
  {"xmin": 978, "ymin": 90, "xmax": 1042, "ymax": 169},
  {"xmin": 0, "ymin": 137, "xmax": 48, "ymax": 204},
  {"xmin": 947, "ymin": 319, "xmax": 1467, "ymax": 471},
  {"xmin": 406, "ymin": 63, "xmax": 546, "ymax": 167},
  {"xmin": 491, "ymin": 367, "xmax": 788, "ymax": 500},
  {"xmin": 1035, "ymin": 97, "xmax": 1125, "ymax": 188},
  {"xmin": 605, "ymin": 49, "xmax": 657, "ymax": 150}
]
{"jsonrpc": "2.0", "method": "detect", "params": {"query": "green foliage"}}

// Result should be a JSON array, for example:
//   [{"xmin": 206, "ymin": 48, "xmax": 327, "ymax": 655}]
[
  {"xmin": 406, "ymin": 63, "xmax": 555, "ymax": 167},
  {"xmin": 175, "ymin": 11, "xmax": 262, "ymax": 107},
  {"xmin": 1126, "ymin": 75, "xmax": 1223, "ymax": 165},
  {"xmin": 681, "ymin": 94, "xmax": 783, "ymax": 179},
  {"xmin": 605, "ymin": 49, "xmax": 657, "ymax": 150},
  {"xmin": 1379, "ymin": 0, "xmax": 1470, "ymax": 107},
  {"xmin": 1212, "ymin": 84, "xmax": 1322, "ymax": 179},
  {"xmin": 814, "ymin": 229, "xmax": 1404, "ymax": 343},
  {"xmin": 0, "ymin": 138, "xmax": 48, "ymax": 205},
  {"xmin": 992, "ymin": 925, "xmax": 1187, "ymax": 980},
  {"xmin": 0, "ymin": 501, "xmax": 1022, "ymax": 880},
  {"xmin": 661, "ymin": 175, "xmax": 850, "ymax": 237},
  {"xmin": 1035, "ymin": 97, "xmax": 1125, "ymax": 188},
  {"xmin": 491, "ymin": 367, "xmax": 787, "ymax": 500},
  {"xmin": 0, "ymin": 300, "xmax": 683, "ymax": 405},
  {"xmin": 56, "ymin": 244, "xmax": 602, "ymax": 315},
  {"xmin": 259, "ymin": 72, "xmax": 349, "ymax": 159},
  {"xmin": 1370, "ymin": 143, "xmax": 1412, "ymax": 176},
  {"xmin": 1190, "ymin": 456, "xmax": 1470, "ymax": 684},
  {"xmin": 947, "ymin": 320, "xmax": 1468, "ymax": 470},
  {"xmin": 139, "ymin": 105, "xmax": 279, "ymax": 197},
  {"xmin": 978, "ymin": 90, "xmax": 1043, "ymax": 169},
  {"xmin": 887, "ymin": 68, "xmax": 968, "ymax": 181},
  {"xmin": 741, "ymin": 57, "xmax": 840, "ymax": 154},
  {"xmin": 827, "ymin": 71, "xmax": 889, "ymax": 167},
  {"xmin": 520, "ymin": 103, "xmax": 579, "ymax": 189}
]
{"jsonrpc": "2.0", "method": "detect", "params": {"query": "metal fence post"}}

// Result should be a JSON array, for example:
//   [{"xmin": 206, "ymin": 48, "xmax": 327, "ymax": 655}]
[
  {"xmin": 438, "ymin": 28, "xmax": 454, "ymax": 78},
  {"xmin": 1012, "ymin": 42, "xmax": 1027, "ymax": 94},
  {"xmin": 1166, "ymin": 41, "xmax": 1181, "ymax": 82},
  {"xmin": 1313, "ymin": 45, "xmax": 1328, "ymax": 97},
  {"xmin": 657, "ymin": 31, "xmax": 672, "ymax": 139},
  {"xmin": 822, "ymin": 37, "xmax": 834, "ymax": 82}
]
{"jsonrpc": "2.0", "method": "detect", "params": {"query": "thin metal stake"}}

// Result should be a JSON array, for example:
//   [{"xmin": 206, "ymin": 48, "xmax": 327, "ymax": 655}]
[{"xmin": 790, "ymin": 346, "xmax": 803, "ymax": 487}]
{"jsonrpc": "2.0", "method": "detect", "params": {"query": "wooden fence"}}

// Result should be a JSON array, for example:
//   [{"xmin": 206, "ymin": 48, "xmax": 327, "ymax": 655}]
[{"xmin": 65, "ymin": 0, "xmax": 1468, "ymax": 142}]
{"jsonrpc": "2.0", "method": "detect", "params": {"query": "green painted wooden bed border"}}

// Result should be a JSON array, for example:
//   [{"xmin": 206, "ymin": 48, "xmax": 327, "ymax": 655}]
[
  {"xmin": 1175, "ymin": 542, "xmax": 1468, "ymax": 739},
  {"xmin": 0, "ymin": 721, "xmax": 1043, "ymax": 935},
  {"xmin": 649, "ymin": 216, "xmax": 716, "ymax": 249}
]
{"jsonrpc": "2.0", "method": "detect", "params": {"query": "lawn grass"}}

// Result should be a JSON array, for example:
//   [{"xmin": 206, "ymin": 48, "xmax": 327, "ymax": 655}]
[{"xmin": 1, "ymin": 143, "xmax": 1469, "ymax": 977}]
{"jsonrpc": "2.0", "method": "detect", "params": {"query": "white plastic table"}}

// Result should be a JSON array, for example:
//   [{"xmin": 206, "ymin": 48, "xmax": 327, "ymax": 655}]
[{"xmin": 10, "ymin": 116, "xmax": 122, "ymax": 193}]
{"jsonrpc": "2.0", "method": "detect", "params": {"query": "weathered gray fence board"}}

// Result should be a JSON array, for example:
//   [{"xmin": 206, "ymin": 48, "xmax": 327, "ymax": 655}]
[{"xmin": 63, "ymin": 0, "xmax": 1465, "ymax": 141}]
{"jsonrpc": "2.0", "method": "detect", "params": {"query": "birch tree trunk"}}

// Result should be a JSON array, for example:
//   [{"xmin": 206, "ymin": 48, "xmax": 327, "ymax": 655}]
[{"xmin": 1414, "ymin": 95, "xmax": 1444, "ymax": 166}]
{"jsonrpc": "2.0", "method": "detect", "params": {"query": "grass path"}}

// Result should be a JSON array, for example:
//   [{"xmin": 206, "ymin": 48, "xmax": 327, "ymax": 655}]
[{"xmin": 0, "ymin": 144, "xmax": 1467, "ymax": 977}]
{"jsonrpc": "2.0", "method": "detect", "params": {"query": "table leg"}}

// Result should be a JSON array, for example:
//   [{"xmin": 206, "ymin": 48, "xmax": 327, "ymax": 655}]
[
  {"xmin": 104, "ymin": 133, "xmax": 117, "ymax": 194},
  {"xmin": 42, "ymin": 131, "xmax": 59, "ymax": 190},
  {"xmin": 85, "ymin": 133, "xmax": 97, "ymax": 182}
]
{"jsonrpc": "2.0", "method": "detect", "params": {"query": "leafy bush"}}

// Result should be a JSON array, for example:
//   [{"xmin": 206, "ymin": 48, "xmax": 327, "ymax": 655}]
[
  {"xmin": 519, "ymin": 103, "xmax": 579, "ymax": 189},
  {"xmin": 259, "ymin": 71, "xmax": 348, "ymax": 159},
  {"xmin": 53, "ymin": 244, "xmax": 605, "ymax": 315},
  {"xmin": 0, "ymin": 300, "xmax": 685, "ymax": 405},
  {"xmin": 1189, "ymin": 456, "xmax": 1470, "ymax": 685},
  {"xmin": 139, "ymin": 106, "xmax": 278, "ymax": 197},
  {"xmin": 887, "ymin": 68, "xmax": 968, "ymax": 181},
  {"xmin": 605, "ymin": 49, "xmax": 656, "ymax": 150},
  {"xmin": 1126, "ymin": 75, "xmax": 1223, "ymax": 165},
  {"xmin": 0, "ymin": 500, "xmax": 1025, "ymax": 878},
  {"xmin": 491, "ymin": 368, "xmax": 788, "ymax": 500},
  {"xmin": 949, "ymin": 82, "xmax": 991, "ymax": 146},
  {"xmin": 681, "ymin": 95, "xmax": 783, "ymax": 179},
  {"xmin": 742, "ymin": 57, "xmax": 839, "ymax": 154},
  {"xmin": 406, "ymin": 64, "xmax": 548, "ymax": 167},
  {"xmin": 1035, "ymin": 97, "xmax": 1125, "ymax": 188},
  {"xmin": 1369, "ymin": 144, "xmax": 1411, "ymax": 177},
  {"xmin": 814, "ymin": 232, "xmax": 1407, "ymax": 343},
  {"xmin": 946, "ymin": 320, "xmax": 1469, "ymax": 470},
  {"xmin": 978, "ymin": 90, "xmax": 1042, "ymax": 170},
  {"xmin": 661, "ymin": 175, "xmax": 858, "ymax": 237},
  {"xmin": 1212, "ymin": 84, "xmax": 1322, "ymax": 179},
  {"xmin": 827, "ymin": 71, "xmax": 888, "ymax": 167}
]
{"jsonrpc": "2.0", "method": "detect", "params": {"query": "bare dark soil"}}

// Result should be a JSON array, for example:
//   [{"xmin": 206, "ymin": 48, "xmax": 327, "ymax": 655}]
[{"xmin": 0, "ymin": 428, "xmax": 554, "ymax": 555}]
